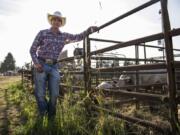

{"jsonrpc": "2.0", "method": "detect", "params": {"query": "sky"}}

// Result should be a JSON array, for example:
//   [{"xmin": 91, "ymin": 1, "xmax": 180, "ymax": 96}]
[{"xmin": 0, "ymin": 0, "xmax": 180, "ymax": 67}]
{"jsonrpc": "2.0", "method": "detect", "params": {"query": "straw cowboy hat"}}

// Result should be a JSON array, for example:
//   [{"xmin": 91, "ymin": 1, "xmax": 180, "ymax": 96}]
[{"xmin": 47, "ymin": 11, "xmax": 66, "ymax": 27}]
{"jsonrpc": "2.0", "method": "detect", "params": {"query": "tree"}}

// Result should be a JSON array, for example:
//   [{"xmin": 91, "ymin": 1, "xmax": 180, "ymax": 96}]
[{"xmin": 0, "ymin": 52, "xmax": 16, "ymax": 72}]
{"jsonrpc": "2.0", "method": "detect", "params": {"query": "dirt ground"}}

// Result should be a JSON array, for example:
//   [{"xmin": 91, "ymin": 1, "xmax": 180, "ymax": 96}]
[{"xmin": 0, "ymin": 76, "xmax": 21, "ymax": 135}]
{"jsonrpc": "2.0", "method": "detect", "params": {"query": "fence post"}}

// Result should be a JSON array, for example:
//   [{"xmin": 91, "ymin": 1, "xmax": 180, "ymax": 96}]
[
  {"xmin": 30, "ymin": 62, "xmax": 34, "ymax": 87},
  {"xmin": 83, "ymin": 36, "xmax": 91, "ymax": 92},
  {"xmin": 21, "ymin": 66, "xmax": 24, "ymax": 87},
  {"xmin": 160, "ymin": 0, "xmax": 180, "ymax": 134}
]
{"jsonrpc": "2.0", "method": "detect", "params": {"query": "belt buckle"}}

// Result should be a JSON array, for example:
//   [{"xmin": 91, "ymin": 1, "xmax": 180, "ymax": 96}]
[{"xmin": 45, "ymin": 59, "xmax": 53, "ymax": 65}]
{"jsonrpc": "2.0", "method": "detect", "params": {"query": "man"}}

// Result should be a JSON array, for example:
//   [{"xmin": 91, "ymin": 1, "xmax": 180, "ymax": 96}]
[{"xmin": 30, "ymin": 11, "xmax": 98, "ymax": 118}]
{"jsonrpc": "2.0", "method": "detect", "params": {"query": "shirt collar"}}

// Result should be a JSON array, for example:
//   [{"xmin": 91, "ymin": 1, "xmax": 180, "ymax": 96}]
[{"xmin": 48, "ymin": 28, "xmax": 61, "ymax": 35}]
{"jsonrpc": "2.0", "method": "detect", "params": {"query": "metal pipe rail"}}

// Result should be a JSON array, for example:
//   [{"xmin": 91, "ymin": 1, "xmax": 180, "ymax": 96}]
[
  {"xmin": 92, "ymin": 63, "xmax": 166, "ymax": 72},
  {"xmin": 105, "ymin": 71, "xmax": 167, "ymax": 74},
  {"xmin": 101, "ymin": 89, "xmax": 167, "ymax": 102},
  {"xmin": 104, "ymin": 98, "xmax": 137, "ymax": 107},
  {"xmin": 97, "ymin": 0, "xmax": 160, "ymax": 31},
  {"xmin": 175, "ymin": 61, "xmax": 180, "ymax": 68},
  {"xmin": 63, "ymin": 71, "xmax": 84, "ymax": 74},
  {"xmin": 58, "ymin": 56, "xmax": 75, "ymax": 62},
  {"xmin": 90, "ymin": 38, "xmax": 180, "ymax": 52},
  {"xmin": 90, "ymin": 28, "xmax": 180, "ymax": 56},
  {"xmin": 91, "ymin": 56, "xmax": 165, "ymax": 62},
  {"xmin": 92, "ymin": 105, "xmax": 170, "ymax": 133},
  {"xmin": 108, "ymin": 83, "xmax": 167, "ymax": 90}
]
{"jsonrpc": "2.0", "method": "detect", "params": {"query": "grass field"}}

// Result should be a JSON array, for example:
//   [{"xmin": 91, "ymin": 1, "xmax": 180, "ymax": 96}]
[
  {"xmin": 0, "ymin": 76, "xmax": 21, "ymax": 89},
  {"xmin": 0, "ymin": 76, "xmax": 177, "ymax": 135},
  {"xmin": 0, "ymin": 76, "xmax": 127, "ymax": 135},
  {"xmin": 0, "ymin": 76, "xmax": 22, "ymax": 135}
]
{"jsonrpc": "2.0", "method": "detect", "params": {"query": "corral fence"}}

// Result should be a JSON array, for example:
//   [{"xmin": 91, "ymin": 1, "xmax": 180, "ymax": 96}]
[
  {"xmin": 21, "ymin": 62, "xmax": 33, "ymax": 90},
  {"xmin": 22, "ymin": 0, "xmax": 180, "ymax": 134}
]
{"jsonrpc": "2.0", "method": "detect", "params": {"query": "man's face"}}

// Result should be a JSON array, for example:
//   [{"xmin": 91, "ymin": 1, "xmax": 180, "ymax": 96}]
[{"xmin": 51, "ymin": 17, "xmax": 62, "ymax": 28}]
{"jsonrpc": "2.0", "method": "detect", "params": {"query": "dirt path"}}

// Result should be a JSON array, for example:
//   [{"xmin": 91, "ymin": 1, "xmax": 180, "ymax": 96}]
[{"xmin": 0, "ymin": 76, "xmax": 21, "ymax": 135}]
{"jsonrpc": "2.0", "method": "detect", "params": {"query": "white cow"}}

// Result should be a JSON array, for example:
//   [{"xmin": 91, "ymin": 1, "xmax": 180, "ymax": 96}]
[
  {"xmin": 96, "ymin": 81, "xmax": 118, "ymax": 89},
  {"xmin": 96, "ymin": 69, "xmax": 167, "ymax": 91},
  {"xmin": 117, "ymin": 69, "xmax": 167, "ymax": 91}
]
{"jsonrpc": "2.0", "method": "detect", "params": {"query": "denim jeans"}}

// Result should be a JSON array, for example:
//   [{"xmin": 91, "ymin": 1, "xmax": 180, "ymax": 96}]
[{"xmin": 34, "ymin": 62, "xmax": 60, "ymax": 117}]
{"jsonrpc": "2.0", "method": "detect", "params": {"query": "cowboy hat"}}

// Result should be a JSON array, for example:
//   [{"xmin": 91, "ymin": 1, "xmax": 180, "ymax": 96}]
[{"xmin": 47, "ymin": 11, "xmax": 66, "ymax": 27}]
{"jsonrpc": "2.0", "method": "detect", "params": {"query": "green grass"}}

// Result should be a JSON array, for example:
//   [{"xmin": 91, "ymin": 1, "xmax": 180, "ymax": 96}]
[
  {"xmin": 8, "ymin": 80, "xmax": 170, "ymax": 135},
  {"xmin": 8, "ymin": 82, "xmax": 126, "ymax": 135},
  {"xmin": 2, "ymin": 79, "xmax": 172, "ymax": 135}
]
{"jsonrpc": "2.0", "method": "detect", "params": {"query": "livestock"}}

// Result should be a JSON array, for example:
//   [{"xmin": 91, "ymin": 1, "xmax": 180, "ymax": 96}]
[
  {"xmin": 96, "ymin": 81, "xmax": 117, "ymax": 89},
  {"xmin": 117, "ymin": 69, "xmax": 167, "ymax": 92},
  {"xmin": 96, "ymin": 69, "xmax": 167, "ymax": 92}
]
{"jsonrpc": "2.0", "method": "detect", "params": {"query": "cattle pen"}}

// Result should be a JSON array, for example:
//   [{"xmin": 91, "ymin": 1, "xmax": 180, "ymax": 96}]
[{"xmin": 22, "ymin": 0, "xmax": 180, "ymax": 134}]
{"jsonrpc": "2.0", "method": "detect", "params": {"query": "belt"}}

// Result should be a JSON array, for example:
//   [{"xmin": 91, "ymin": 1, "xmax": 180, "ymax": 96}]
[{"xmin": 38, "ymin": 57, "xmax": 57, "ymax": 65}]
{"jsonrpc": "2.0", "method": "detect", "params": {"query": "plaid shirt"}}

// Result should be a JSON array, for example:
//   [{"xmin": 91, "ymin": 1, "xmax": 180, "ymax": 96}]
[{"xmin": 30, "ymin": 29, "xmax": 87, "ymax": 64}]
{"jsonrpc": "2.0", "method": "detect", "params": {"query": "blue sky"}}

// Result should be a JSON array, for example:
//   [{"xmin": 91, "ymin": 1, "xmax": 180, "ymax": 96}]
[{"xmin": 0, "ymin": 0, "xmax": 179, "ymax": 67}]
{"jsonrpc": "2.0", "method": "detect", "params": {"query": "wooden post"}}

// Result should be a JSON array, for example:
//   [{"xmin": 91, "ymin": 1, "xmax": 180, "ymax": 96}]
[{"xmin": 21, "ymin": 66, "xmax": 24, "ymax": 87}]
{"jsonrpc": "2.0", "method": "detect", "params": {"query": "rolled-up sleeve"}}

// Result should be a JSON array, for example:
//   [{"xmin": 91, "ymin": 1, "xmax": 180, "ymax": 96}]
[{"xmin": 30, "ymin": 31, "xmax": 42, "ymax": 65}]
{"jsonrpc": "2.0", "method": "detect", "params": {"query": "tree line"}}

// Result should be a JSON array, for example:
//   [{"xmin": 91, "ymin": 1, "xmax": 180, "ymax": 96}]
[{"xmin": 0, "ymin": 52, "xmax": 16, "ymax": 73}]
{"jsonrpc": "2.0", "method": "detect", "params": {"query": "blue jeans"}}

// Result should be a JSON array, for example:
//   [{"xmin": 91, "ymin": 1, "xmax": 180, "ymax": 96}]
[{"xmin": 34, "ymin": 62, "xmax": 60, "ymax": 117}]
